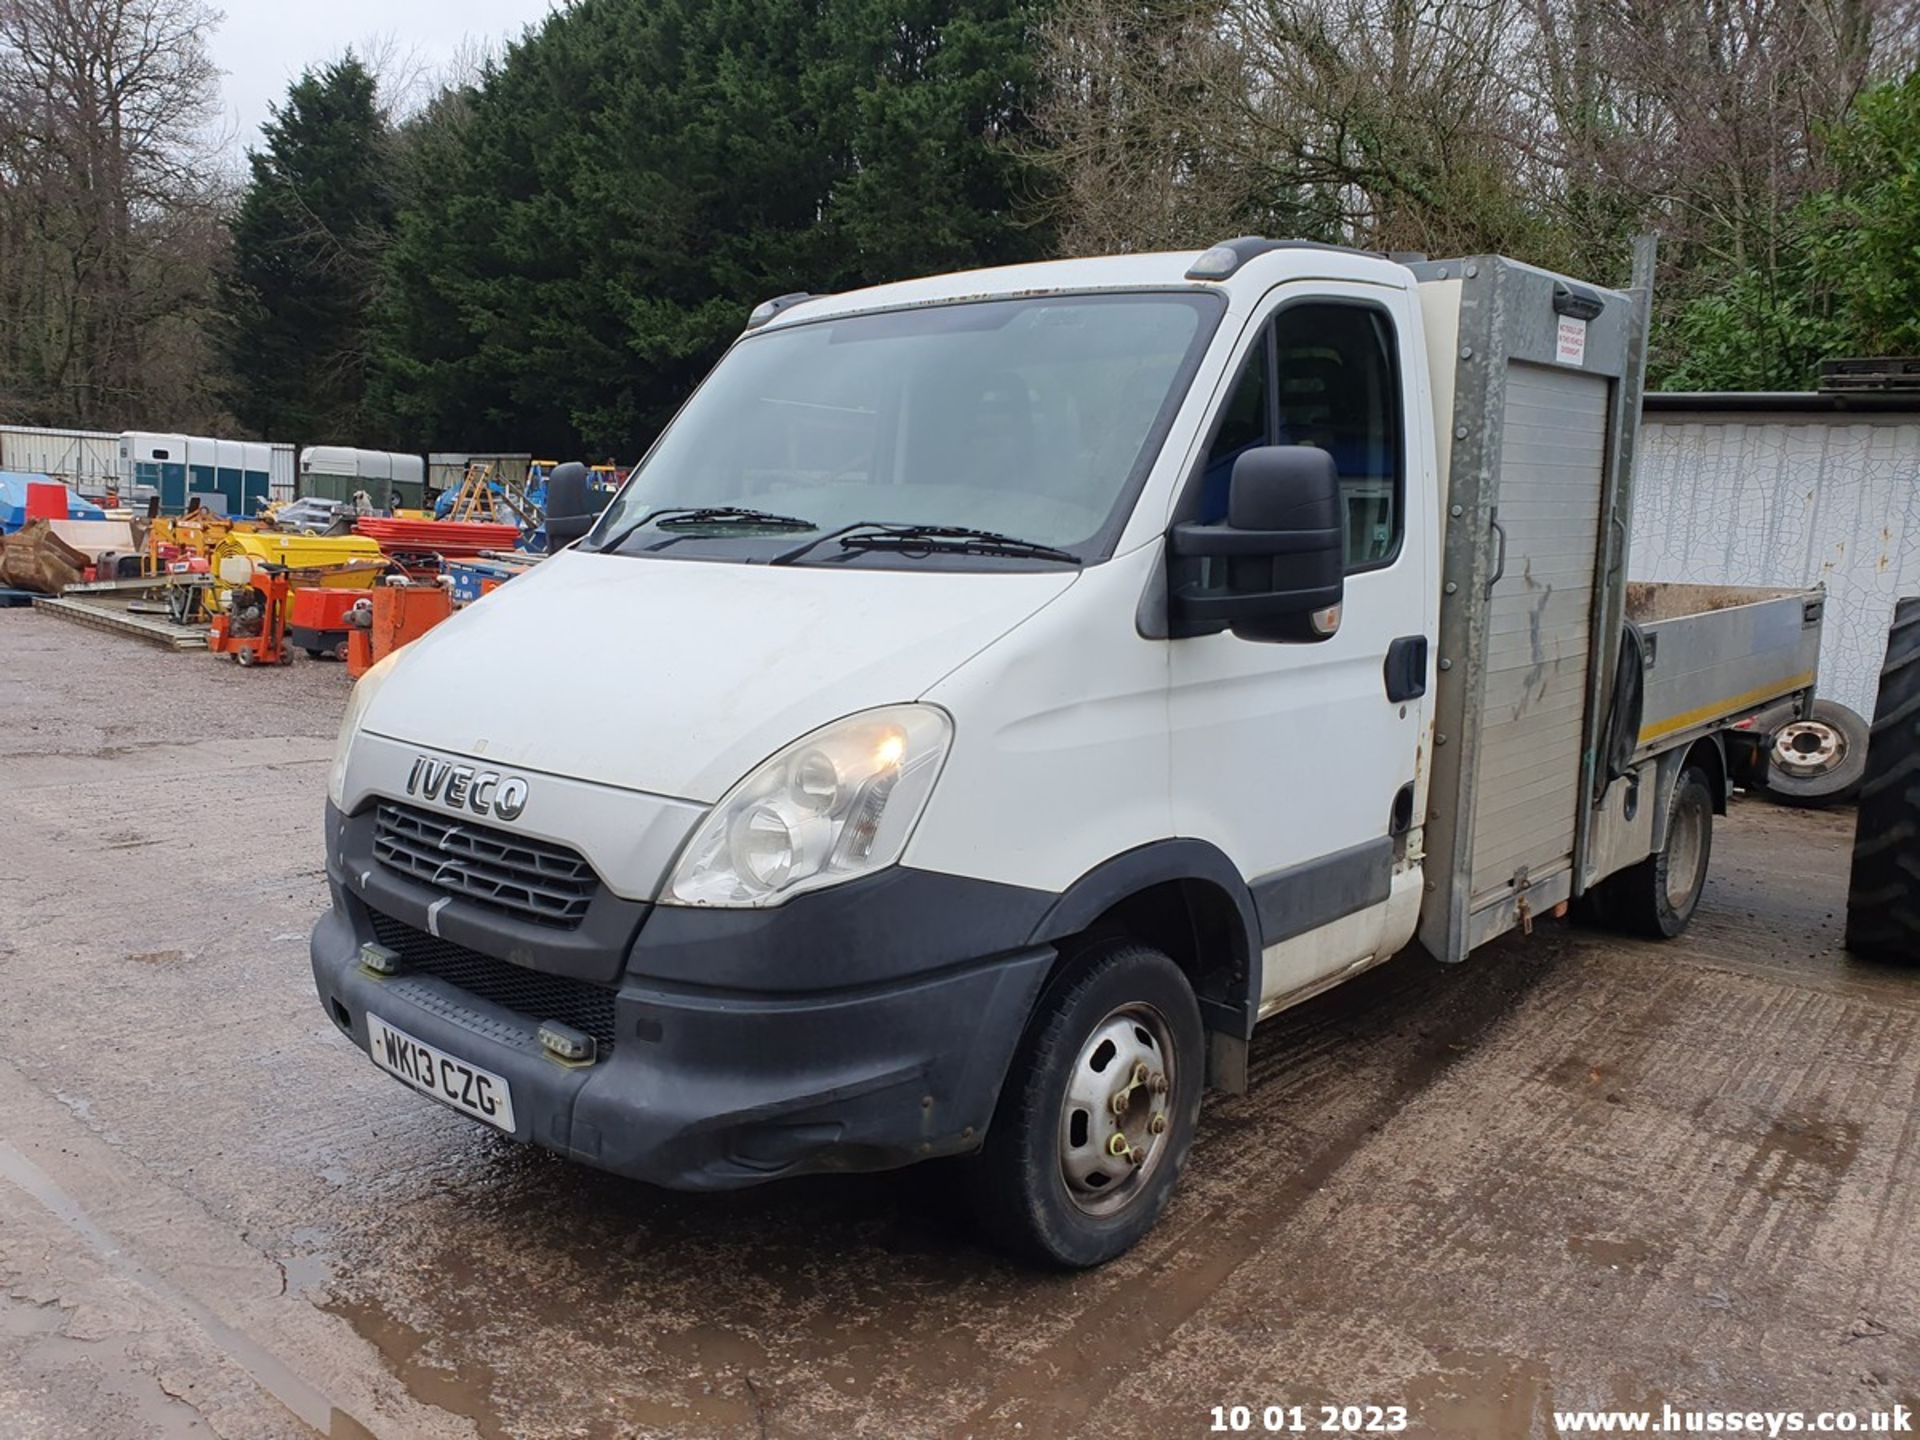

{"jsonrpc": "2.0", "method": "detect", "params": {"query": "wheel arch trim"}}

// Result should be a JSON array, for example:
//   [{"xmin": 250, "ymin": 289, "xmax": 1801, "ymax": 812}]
[{"xmin": 1027, "ymin": 838, "xmax": 1263, "ymax": 1040}]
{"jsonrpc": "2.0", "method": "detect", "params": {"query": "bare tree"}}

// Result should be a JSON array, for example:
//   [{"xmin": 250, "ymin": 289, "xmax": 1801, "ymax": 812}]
[
  {"xmin": 1035, "ymin": 0, "xmax": 1543, "ymax": 256},
  {"xmin": 1033, "ymin": 0, "xmax": 1920, "ymax": 296},
  {"xmin": 1031, "ymin": 0, "xmax": 1259, "ymax": 253},
  {"xmin": 353, "ymin": 29, "xmax": 432, "ymax": 123},
  {"xmin": 0, "ymin": 0, "xmax": 228, "ymax": 428},
  {"xmin": 1231, "ymin": 0, "xmax": 1536, "ymax": 253}
]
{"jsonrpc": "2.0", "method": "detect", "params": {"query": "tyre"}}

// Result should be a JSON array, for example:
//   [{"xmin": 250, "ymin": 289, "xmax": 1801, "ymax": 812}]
[
  {"xmin": 1589, "ymin": 766, "xmax": 1715, "ymax": 939},
  {"xmin": 969, "ymin": 941, "xmax": 1204, "ymax": 1268},
  {"xmin": 1760, "ymin": 699, "xmax": 1870, "ymax": 807},
  {"xmin": 1845, "ymin": 599, "xmax": 1920, "ymax": 963}
]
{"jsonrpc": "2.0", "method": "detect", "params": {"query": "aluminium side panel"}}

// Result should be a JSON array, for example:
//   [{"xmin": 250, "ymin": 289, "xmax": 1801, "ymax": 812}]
[
  {"xmin": 1466, "ymin": 363, "xmax": 1609, "ymax": 905},
  {"xmin": 1630, "ymin": 586, "xmax": 1825, "ymax": 755},
  {"xmin": 1407, "ymin": 257, "xmax": 1640, "ymax": 962}
]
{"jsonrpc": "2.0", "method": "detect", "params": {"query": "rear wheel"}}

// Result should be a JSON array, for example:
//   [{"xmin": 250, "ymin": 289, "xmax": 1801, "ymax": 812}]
[
  {"xmin": 1589, "ymin": 766, "xmax": 1715, "ymax": 939},
  {"xmin": 969, "ymin": 941, "xmax": 1203, "ymax": 1268},
  {"xmin": 1846, "ymin": 599, "xmax": 1920, "ymax": 963}
]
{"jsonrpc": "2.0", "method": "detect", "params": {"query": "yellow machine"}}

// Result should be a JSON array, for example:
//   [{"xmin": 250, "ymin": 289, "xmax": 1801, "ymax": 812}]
[
  {"xmin": 209, "ymin": 531, "xmax": 386, "ymax": 591},
  {"xmin": 143, "ymin": 513, "xmax": 259, "ymax": 574},
  {"xmin": 190, "ymin": 532, "xmax": 388, "ymax": 625}
]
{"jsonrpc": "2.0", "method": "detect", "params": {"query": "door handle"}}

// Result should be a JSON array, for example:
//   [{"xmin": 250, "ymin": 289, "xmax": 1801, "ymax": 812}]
[
  {"xmin": 1486, "ymin": 507, "xmax": 1508, "ymax": 597},
  {"xmin": 1384, "ymin": 635, "xmax": 1428, "ymax": 703}
]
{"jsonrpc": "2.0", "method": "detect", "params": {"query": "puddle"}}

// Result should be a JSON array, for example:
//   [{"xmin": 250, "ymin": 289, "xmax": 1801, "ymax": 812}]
[
  {"xmin": 1544, "ymin": 1056, "xmax": 1612, "ymax": 1089},
  {"xmin": 1740, "ymin": 1112, "xmax": 1861, "ymax": 1200},
  {"xmin": 326, "ymin": 1292, "xmax": 512, "ymax": 1440},
  {"xmin": 281, "ymin": 1250, "xmax": 335, "ymax": 1298},
  {"xmin": 1400, "ymin": 1349, "xmax": 1557, "ymax": 1438},
  {"xmin": 327, "ymin": 1286, "xmax": 783, "ymax": 1438}
]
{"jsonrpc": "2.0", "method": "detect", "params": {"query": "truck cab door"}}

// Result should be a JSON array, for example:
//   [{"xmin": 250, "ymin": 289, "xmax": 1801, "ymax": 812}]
[{"xmin": 1167, "ymin": 282, "xmax": 1435, "ymax": 1007}]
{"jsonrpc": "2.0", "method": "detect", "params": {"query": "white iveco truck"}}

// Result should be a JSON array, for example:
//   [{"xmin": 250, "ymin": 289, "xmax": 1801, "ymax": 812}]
[{"xmin": 313, "ymin": 239, "xmax": 1824, "ymax": 1266}]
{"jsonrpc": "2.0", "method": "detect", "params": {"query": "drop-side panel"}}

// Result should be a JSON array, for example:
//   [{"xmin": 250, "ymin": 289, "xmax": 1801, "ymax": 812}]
[{"xmin": 1466, "ymin": 361, "xmax": 1610, "ymax": 906}]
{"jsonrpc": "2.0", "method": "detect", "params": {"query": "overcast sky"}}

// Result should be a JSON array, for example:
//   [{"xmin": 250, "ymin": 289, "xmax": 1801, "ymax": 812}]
[{"xmin": 207, "ymin": 0, "xmax": 560, "ymax": 160}]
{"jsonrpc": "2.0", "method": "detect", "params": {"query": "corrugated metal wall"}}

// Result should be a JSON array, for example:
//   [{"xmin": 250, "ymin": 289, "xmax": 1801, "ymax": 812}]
[
  {"xmin": 0, "ymin": 426, "xmax": 120, "ymax": 490},
  {"xmin": 428, "ymin": 454, "xmax": 533, "ymax": 492},
  {"xmin": 0, "ymin": 427, "xmax": 296, "ymax": 504},
  {"xmin": 1635, "ymin": 411, "xmax": 1920, "ymax": 720}
]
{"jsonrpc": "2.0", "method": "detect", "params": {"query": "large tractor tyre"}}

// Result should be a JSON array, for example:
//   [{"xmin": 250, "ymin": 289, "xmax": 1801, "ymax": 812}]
[
  {"xmin": 968, "ymin": 941, "xmax": 1204, "ymax": 1269},
  {"xmin": 1845, "ymin": 599, "xmax": 1920, "ymax": 963},
  {"xmin": 1760, "ymin": 698, "xmax": 1871, "ymax": 807},
  {"xmin": 1585, "ymin": 767, "xmax": 1716, "ymax": 940}
]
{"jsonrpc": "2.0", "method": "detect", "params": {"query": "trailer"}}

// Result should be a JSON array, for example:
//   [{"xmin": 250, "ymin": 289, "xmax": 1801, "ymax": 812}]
[{"xmin": 300, "ymin": 447, "xmax": 427, "ymax": 512}]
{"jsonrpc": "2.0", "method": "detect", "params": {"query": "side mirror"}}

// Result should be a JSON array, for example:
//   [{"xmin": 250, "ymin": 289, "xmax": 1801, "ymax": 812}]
[
  {"xmin": 1167, "ymin": 446, "xmax": 1346, "ymax": 643},
  {"xmin": 544, "ymin": 461, "xmax": 596, "ymax": 549}
]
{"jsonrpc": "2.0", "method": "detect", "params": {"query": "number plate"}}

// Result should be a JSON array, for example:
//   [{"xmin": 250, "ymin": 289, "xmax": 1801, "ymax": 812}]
[{"xmin": 366, "ymin": 1014, "xmax": 516, "ymax": 1133}]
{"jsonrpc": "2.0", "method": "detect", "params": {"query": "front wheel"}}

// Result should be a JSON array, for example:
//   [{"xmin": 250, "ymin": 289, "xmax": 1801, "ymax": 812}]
[{"xmin": 969, "ymin": 941, "xmax": 1204, "ymax": 1268}]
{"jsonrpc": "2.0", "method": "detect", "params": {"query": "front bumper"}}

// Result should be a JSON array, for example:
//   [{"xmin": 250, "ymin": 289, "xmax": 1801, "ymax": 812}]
[{"xmin": 310, "ymin": 882, "xmax": 1057, "ymax": 1189}]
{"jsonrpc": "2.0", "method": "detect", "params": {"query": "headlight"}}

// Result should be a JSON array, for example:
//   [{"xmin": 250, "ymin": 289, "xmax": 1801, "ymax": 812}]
[
  {"xmin": 665, "ymin": 705, "xmax": 952, "ymax": 907},
  {"xmin": 326, "ymin": 650, "xmax": 402, "ymax": 809}
]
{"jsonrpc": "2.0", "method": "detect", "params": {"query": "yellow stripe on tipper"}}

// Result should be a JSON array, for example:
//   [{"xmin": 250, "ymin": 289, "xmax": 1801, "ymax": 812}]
[{"xmin": 1637, "ymin": 672, "xmax": 1815, "ymax": 745}]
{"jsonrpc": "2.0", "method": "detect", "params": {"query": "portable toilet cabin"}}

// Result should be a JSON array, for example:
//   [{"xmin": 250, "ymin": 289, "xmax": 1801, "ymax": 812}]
[
  {"xmin": 119, "ymin": 433, "xmax": 272, "ymax": 516},
  {"xmin": 193, "ymin": 437, "xmax": 273, "ymax": 516},
  {"xmin": 121, "ymin": 433, "xmax": 190, "ymax": 512}
]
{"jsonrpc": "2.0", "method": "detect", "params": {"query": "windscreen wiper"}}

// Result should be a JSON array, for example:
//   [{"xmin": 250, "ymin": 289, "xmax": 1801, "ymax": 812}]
[
  {"xmin": 591, "ymin": 505, "xmax": 815, "ymax": 554},
  {"xmin": 772, "ymin": 523, "xmax": 1082, "ymax": 567}
]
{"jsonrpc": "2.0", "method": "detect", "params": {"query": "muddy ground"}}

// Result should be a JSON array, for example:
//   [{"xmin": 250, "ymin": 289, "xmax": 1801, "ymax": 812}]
[{"xmin": 1, "ymin": 609, "xmax": 1916, "ymax": 1440}]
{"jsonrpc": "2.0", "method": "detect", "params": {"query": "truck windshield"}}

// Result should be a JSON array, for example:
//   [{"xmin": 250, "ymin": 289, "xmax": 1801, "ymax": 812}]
[{"xmin": 588, "ymin": 291, "xmax": 1222, "ymax": 562}]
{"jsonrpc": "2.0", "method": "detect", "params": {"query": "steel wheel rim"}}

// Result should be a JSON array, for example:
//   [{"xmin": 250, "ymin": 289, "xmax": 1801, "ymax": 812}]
[
  {"xmin": 1773, "ymin": 720, "xmax": 1845, "ymax": 777},
  {"xmin": 1058, "ymin": 1002, "xmax": 1176, "ymax": 1216},
  {"xmin": 1665, "ymin": 797, "xmax": 1707, "ymax": 911}
]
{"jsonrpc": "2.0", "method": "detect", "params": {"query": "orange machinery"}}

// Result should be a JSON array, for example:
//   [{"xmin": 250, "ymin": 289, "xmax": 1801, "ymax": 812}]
[
  {"xmin": 206, "ymin": 555, "xmax": 399, "ymax": 668},
  {"xmin": 289, "ymin": 589, "xmax": 361, "ymax": 661},
  {"xmin": 346, "ymin": 582, "xmax": 454, "ymax": 678},
  {"xmin": 206, "ymin": 563, "xmax": 294, "ymax": 667}
]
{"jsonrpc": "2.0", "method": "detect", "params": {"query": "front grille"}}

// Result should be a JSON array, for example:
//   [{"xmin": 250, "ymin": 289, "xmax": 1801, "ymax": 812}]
[
  {"xmin": 373, "ymin": 801, "xmax": 599, "ymax": 927},
  {"xmin": 368, "ymin": 910, "xmax": 619, "ymax": 1053}
]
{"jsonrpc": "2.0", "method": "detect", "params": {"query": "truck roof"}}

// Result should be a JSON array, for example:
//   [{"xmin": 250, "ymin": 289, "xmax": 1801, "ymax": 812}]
[{"xmin": 758, "ymin": 245, "xmax": 1413, "ymax": 331}]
